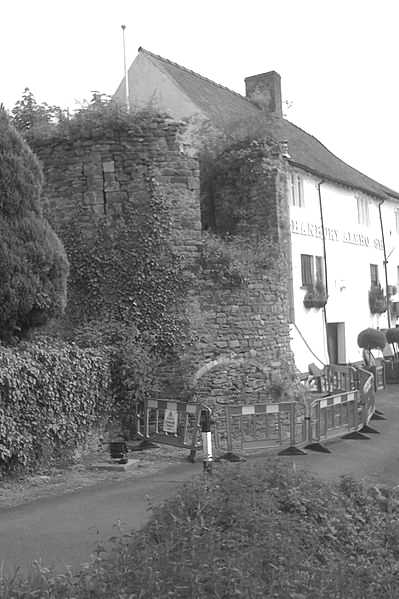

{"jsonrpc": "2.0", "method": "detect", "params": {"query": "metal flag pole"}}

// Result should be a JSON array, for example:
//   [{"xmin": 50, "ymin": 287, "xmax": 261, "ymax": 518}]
[{"xmin": 121, "ymin": 25, "xmax": 130, "ymax": 112}]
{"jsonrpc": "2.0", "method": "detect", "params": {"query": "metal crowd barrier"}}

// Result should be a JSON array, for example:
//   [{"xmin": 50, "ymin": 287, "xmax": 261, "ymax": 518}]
[
  {"xmin": 138, "ymin": 365, "xmax": 380, "ymax": 462},
  {"xmin": 143, "ymin": 399, "xmax": 202, "ymax": 458},
  {"xmin": 308, "ymin": 364, "xmax": 357, "ymax": 394},
  {"xmin": 305, "ymin": 390, "xmax": 363, "ymax": 451},
  {"xmin": 214, "ymin": 401, "xmax": 307, "ymax": 457}
]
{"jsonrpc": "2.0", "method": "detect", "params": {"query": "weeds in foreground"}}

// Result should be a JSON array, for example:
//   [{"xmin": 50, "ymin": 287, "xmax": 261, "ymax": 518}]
[{"xmin": 2, "ymin": 460, "xmax": 399, "ymax": 598}]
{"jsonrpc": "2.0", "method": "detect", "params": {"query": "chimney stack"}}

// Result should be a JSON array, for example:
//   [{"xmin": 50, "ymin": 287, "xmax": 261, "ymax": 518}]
[{"xmin": 245, "ymin": 71, "xmax": 282, "ymax": 117}]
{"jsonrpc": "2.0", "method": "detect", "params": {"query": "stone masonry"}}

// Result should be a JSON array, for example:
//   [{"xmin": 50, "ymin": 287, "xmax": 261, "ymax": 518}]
[{"xmin": 32, "ymin": 121, "xmax": 296, "ymax": 403}]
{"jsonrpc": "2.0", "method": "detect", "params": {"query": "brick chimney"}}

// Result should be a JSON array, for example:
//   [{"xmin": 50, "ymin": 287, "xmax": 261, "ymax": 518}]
[{"xmin": 245, "ymin": 71, "xmax": 282, "ymax": 117}]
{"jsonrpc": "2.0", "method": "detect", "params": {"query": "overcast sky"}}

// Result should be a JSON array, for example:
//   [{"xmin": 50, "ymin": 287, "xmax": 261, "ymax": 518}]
[{"xmin": 2, "ymin": 0, "xmax": 399, "ymax": 191}]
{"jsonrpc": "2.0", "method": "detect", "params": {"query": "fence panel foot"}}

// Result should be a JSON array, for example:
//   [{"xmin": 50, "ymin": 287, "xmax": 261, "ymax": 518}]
[
  {"xmin": 360, "ymin": 424, "xmax": 380, "ymax": 434},
  {"xmin": 218, "ymin": 452, "xmax": 246, "ymax": 462},
  {"xmin": 278, "ymin": 446, "xmax": 307, "ymax": 456},
  {"xmin": 187, "ymin": 449, "xmax": 196, "ymax": 463},
  {"xmin": 131, "ymin": 438, "xmax": 159, "ymax": 451},
  {"xmin": 371, "ymin": 413, "xmax": 387, "ymax": 421},
  {"xmin": 341, "ymin": 431, "xmax": 370, "ymax": 440},
  {"xmin": 305, "ymin": 442, "xmax": 331, "ymax": 453}
]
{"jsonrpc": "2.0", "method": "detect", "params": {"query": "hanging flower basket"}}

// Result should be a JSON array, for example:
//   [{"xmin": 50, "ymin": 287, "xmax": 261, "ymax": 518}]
[
  {"xmin": 369, "ymin": 284, "xmax": 387, "ymax": 314},
  {"xmin": 303, "ymin": 282, "xmax": 328, "ymax": 309}
]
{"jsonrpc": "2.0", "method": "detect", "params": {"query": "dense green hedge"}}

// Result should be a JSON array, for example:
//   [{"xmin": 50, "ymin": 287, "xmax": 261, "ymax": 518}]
[{"xmin": 0, "ymin": 340, "xmax": 111, "ymax": 475}]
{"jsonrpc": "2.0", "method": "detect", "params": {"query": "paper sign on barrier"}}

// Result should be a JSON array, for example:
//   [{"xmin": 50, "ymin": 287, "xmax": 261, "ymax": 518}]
[{"xmin": 163, "ymin": 409, "xmax": 178, "ymax": 434}]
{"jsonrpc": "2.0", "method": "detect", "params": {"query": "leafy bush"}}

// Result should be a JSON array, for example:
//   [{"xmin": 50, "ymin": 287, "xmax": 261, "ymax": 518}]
[
  {"xmin": 0, "ymin": 109, "xmax": 69, "ymax": 343},
  {"xmin": 4, "ymin": 460, "xmax": 399, "ymax": 597},
  {"xmin": 0, "ymin": 340, "xmax": 111, "ymax": 475},
  {"xmin": 369, "ymin": 283, "xmax": 387, "ymax": 314},
  {"xmin": 11, "ymin": 87, "xmax": 68, "ymax": 140},
  {"xmin": 357, "ymin": 328, "xmax": 387, "ymax": 350},
  {"xmin": 72, "ymin": 319, "xmax": 160, "ymax": 438},
  {"xmin": 384, "ymin": 327, "xmax": 399, "ymax": 345}
]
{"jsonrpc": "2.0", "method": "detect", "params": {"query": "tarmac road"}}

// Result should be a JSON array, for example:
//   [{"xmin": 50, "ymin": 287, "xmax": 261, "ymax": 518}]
[{"xmin": 0, "ymin": 385, "xmax": 399, "ymax": 576}]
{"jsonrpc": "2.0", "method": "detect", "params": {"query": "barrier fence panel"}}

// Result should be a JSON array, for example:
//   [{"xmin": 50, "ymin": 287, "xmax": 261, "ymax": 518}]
[
  {"xmin": 307, "ymin": 391, "xmax": 362, "ymax": 446},
  {"xmin": 308, "ymin": 364, "xmax": 357, "ymax": 394},
  {"xmin": 144, "ymin": 399, "xmax": 202, "ymax": 452},
  {"xmin": 357, "ymin": 367, "xmax": 375, "ymax": 424},
  {"xmin": 215, "ymin": 401, "xmax": 307, "ymax": 454}
]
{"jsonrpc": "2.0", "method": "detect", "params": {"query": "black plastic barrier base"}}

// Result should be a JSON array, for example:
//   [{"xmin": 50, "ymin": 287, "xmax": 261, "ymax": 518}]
[
  {"xmin": 305, "ymin": 442, "xmax": 331, "ymax": 454},
  {"xmin": 371, "ymin": 412, "xmax": 387, "ymax": 421},
  {"xmin": 360, "ymin": 424, "xmax": 380, "ymax": 434},
  {"xmin": 341, "ymin": 431, "xmax": 370, "ymax": 440},
  {"xmin": 278, "ymin": 446, "xmax": 307, "ymax": 456},
  {"xmin": 218, "ymin": 452, "xmax": 246, "ymax": 462},
  {"xmin": 130, "ymin": 438, "xmax": 159, "ymax": 451}
]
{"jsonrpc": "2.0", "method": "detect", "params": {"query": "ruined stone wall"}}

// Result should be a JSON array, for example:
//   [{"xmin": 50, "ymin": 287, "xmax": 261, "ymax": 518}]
[
  {"xmin": 189, "ymin": 140, "xmax": 296, "ymax": 405},
  {"xmin": 33, "ymin": 118, "xmax": 201, "ymax": 264},
  {"xmin": 33, "ymin": 125, "xmax": 295, "ymax": 403}
]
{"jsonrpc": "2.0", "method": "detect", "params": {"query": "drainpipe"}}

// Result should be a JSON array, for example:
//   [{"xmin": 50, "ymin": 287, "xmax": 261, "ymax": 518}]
[
  {"xmin": 317, "ymin": 180, "xmax": 332, "ymax": 363},
  {"xmin": 378, "ymin": 198, "xmax": 391, "ymax": 328}
]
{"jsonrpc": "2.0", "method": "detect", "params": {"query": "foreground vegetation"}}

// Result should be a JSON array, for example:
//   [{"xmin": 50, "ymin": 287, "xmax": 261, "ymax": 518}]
[{"xmin": 2, "ymin": 459, "xmax": 399, "ymax": 598}]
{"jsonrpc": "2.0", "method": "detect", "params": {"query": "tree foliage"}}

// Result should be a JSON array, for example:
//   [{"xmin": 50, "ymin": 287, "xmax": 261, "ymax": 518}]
[
  {"xmin": 0, "ymin": 109, "xmax": 69, "ymax": 342},
  {"xmin": 357, "ymin": 328, "xmax": 387, "ymax": 351},
  {"xmin": 10, "ymin": 87, "xmax": 67, "ymax": 140}
]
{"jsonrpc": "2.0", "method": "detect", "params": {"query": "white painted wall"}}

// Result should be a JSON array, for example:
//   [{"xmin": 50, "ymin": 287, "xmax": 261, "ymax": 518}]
[
  {"xmin": 114, "ymin": 53, "xmax": 201, "ymax": 120},
  {"xmin": 289, "ymin": 170, "xmax": 399, "ymax": 372}
]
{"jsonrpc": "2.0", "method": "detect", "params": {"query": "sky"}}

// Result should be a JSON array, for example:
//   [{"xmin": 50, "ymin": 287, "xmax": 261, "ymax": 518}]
[{"xmin": 2, "ymin": 0, "xmax": 399, "ymax": 190}]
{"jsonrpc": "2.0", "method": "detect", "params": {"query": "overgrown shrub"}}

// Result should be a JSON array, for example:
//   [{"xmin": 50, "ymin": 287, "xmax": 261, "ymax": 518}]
[
  {"xmin": 72, "ymin": 319, "xmax": 160, "ymax": 437},
  {"xmin": 357, "ymin": 328, "xmax": 387, "ymax": 351},
  {"xmin": 0, "ymin": 340, "xmax": 111, "ymax": 475},
  {"xmin": 0, "ymin": 109, "xmax": 69, "ymax": 343},
  {"xmin": 4, "ymin": 460, "xmax": 399, "ymax": 597}
]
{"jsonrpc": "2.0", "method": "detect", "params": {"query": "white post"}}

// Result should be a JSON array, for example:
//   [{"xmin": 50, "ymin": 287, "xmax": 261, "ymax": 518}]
[{"xmin": 121, "ymin": 25, "xmax": 130, "ymax": 112}]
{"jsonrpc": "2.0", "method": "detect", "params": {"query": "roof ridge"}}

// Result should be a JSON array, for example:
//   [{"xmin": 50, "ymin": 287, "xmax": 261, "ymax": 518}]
[
  {"xmin": 138, "ymin": 46, "xmax": 258, "ymax": 107},
  {"xmin": 282, "ymin": 117, "xmax": 399, "ymax": 197}
]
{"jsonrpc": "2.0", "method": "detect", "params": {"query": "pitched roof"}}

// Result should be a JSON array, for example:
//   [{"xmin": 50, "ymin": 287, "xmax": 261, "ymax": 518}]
[{"xmin": 138, "ymin": 47, "xmax": 399, "ymax": 201}]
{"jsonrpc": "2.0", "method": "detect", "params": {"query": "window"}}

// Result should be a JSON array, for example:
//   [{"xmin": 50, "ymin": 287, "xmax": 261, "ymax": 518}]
[
  {"xmin": 357, "ymin": 196, "xmax": 370, "ymax": 226},
  {"xmin": 301, "ymin": 254, "xmax": 313, "ymax": 287},
  {"xmin": 370, "ymin": 264, "xmax": 379, "ymax": 287},
  {"xmin": 290, "ymin": 173, "xmax": 304, "ymax": 207},
  {"xmin": 395, "ymin": 210, "xmax": 399, "ymax": 234},
  {"xmin": 301, "ymin": 254, "xmax": 324, "ymax": 288},
  {"xmin": 315, "ymin": 256, "xmax": 324, "ymax": 285}
]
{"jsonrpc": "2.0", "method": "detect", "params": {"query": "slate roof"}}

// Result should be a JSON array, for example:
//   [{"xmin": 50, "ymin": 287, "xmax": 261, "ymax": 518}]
[{"xmin": 138, "ymin": 47, "xmax": 399, "ymax": 201}]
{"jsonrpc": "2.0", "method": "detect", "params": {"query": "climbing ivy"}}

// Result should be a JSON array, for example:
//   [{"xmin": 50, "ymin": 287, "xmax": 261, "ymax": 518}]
[
  {"xmin": 0, "ymin": 340, "xmax": 111, "ymax": 475},
  {"xmin": 59, "ymin": 169, "xmax": 189, "ymax": 356}
]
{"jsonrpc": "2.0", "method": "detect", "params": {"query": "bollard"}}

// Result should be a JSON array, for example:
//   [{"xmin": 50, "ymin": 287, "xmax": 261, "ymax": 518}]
[{"xmin": 200, "ymin": 408, "xmax": 213, "ymax": 473}]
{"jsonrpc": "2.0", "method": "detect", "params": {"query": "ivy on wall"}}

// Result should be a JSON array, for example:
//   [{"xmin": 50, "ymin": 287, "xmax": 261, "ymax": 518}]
[{"xmin": 57, "ymin": 167, "xmax": 189, "ymax": 356}]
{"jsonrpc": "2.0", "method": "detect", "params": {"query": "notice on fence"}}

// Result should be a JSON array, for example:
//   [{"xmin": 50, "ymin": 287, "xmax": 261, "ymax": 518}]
[{"xmin": 163, "ymin": 409, "xmax": 178, "ymax": 434}]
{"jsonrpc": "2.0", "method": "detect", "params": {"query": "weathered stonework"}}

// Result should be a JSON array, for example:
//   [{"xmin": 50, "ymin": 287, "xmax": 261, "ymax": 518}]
[
  {"xmin": 33, "ymin": 119, "xmax": 201, "ymax": 264},
  {"xmin": 187, "ymin": 140, "xmax": 296, "ymax": 406},
  {"xmin": 33, "ymin": 123, "xmax": 296, "ymax": 404}
]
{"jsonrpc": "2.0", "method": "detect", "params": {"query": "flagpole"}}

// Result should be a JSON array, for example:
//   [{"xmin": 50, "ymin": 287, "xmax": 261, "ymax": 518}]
[{"xmin": 121, "ymin": 25, "xmax": 130, "ymax": 112}]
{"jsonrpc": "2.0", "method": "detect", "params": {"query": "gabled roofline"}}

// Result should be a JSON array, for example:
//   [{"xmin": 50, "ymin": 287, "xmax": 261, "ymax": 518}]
[{"xmin": 138, "ymin": 47, "xmax": 257, "ymax": 108}]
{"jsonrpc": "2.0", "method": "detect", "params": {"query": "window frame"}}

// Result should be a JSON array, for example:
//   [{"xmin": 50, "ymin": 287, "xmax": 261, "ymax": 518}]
[
  {"xmin": 290, "ymin": 173, "xmax": 304, "ymax": 208},
  {"xmin": 370, "ymin": 264, "xmax": 379, "ymax": 287},
  {"xmin": 301, "ymin": 254, "xmax": 324, "ymax": 289},
  {"xmin": 357, "ymin": 196, "xmax": 370, "ymax": 226}
]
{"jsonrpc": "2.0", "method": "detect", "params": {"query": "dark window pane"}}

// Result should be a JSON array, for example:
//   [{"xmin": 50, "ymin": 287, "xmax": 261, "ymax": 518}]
[{"xmin": 301, "ymin": 254, "xmax": 314, "ymax": 287}]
